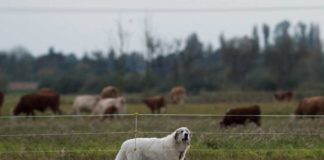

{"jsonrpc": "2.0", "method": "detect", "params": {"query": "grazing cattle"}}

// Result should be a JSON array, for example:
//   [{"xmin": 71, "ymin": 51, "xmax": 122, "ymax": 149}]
[
  {"xmin": 101, "ymin": 86, "xmax": 120, "ymax": 99},
  {"xmin": 71, "ymin": 95, "xmax": 100, "ymax": 114},
  {"xmin": 274, "ymin": 90, "xmax": 293, "ymax": 102},
  {"xmin": 115, "ymin": 127, "xmax": 191, "ymax": 160},
  {"xmin": 37, "ymin": 88, "xmax": 61, "ymax": 110},
  {"xmin": 170, "ymin": 86, "xmax": 187, "ymax": 104},
  {"xmin": 0, "ymin": 92, "xmax": 4, "ymax": 115},
  {"xmin": 220, "ymin": 105, "xmax": 261, "ymax": 127},
  {"xmin": 92, "ymin": 97, "xmax": 126, "ymax": 120},
  {"xmin": 143, "ymin": 96, "xmax": 166, "ymax": 114},
  {"xmin": 13, "ymin": 91, "xmax": 62, "ymax": 116},
  {"xmin": 294, "ymin": 96, "xmax": 324, "ymax": 119}
]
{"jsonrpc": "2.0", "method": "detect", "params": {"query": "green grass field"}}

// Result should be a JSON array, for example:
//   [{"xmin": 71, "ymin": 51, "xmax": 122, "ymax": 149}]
[{"xmin": 0, "ymin": 94, "xmax": 323, "ymax": 160}]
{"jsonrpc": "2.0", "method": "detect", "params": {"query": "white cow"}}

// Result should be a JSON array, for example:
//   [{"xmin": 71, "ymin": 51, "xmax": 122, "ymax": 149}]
[
  {"xmin": 71, "ymin": 95, "xmax": 100, "ymax": 115},
  {"xmin": 92, "ymin": 97, "xmax": 126, "ymax": 120}
]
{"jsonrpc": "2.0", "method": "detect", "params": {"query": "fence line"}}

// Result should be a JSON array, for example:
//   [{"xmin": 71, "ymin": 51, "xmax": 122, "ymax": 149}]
[
  {"xmin": 0, "ymin": 113, "xmax": 322, "ymax": 156},
  {"xmin": 1, "ymin": 6, "xmax": 324, "ymax": 13},
  {"xmin": 0, "ymin": 131, "xmax": 132, "ymax": 137},
  {"xmin": 1, "ymin": 113, "xmax": 324, "ymax": 119},
  {"xmin": 134, "ymin": 112, "xmax": 138, "ymax": 151},
  {"xmin": 0, "ymin": 148, "xmax": 323, "ymax": 154},
  {"xmin": 0, "ymin": 131, "xmax": 322, "ymax": 137},
  {"xmin": 0, "ymin": 114, "xmax": 134, "ymax": 119},
  {"xmin": 0, "ymin": 149, "xmax": 118, "ymax": 154},
  {"xmin": 0, "ymin": 113, "xmax": 322, "ymax": 138}
]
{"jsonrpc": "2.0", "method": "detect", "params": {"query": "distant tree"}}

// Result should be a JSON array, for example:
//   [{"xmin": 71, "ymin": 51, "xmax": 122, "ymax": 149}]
[
  {"xmin": 220, "ymin": 28, "xmax": 259, "ymax": 84},
  {"xmin": 110, "ymin": 19, "xmax": 130, "ymax": 86},
  {"xmin": 0, "ymin": 72, "xmax": 8, "ymax": 91},
  {"xmin": 0, "ymin": 20, "xmax": 323, "ymax": 93},
  {"xmin": 142, "ymin": 17, "xmax": 161, "ymax": 92},
  {"xmin": 107, "ymin": 49, "xmax": 117, "ymax": 72},
  {"xmin": 9, "ymin": 46, "xmax": 35, "ymax": 81},
  {"xmin": 91, "ymin": 50, "xmax": 107, "ymax": 74},
  {"xmin": 180, "ymin": 33, "xmax": 205, "ymax": 91},
  {"xmin": 262, "ymin": 24, "xmax": 270, "ymax": 49},
  {"xmin": 263, "ymin": 21, "xmax": 297, "ymax": 88}
]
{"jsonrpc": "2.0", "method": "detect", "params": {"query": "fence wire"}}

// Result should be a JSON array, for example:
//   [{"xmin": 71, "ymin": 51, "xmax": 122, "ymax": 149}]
[
  {"xmin": 0, "ymin": 148, "xmax": 323, "ymax": 154},
  {"xmin": 0, "ymin": 113, "xmax": 323, "ymax": 156},
  {"xmin": 1, "ymin": 113, "xmax": 324, "ymax": 119},
  {"xmin": 1, "ymin": 6, "xmax": 324, "ymax": 13},
  {"xmin": 0, "ymin": 131, "xmax": 322, "ymax": 137}
]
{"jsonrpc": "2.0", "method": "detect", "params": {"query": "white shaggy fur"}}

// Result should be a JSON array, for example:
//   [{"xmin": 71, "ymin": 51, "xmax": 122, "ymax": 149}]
[
  {"xmin": 71, "ymin": 95, "xmax": 100, "ymax": 114},
  {"xmin": 115, "ymin": 127, "xmax": 191, "ymax": 160}
]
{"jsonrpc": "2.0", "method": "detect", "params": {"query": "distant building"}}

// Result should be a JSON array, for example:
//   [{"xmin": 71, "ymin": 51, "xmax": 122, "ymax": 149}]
[{"xmin": 8, "ymin": 82, "xmax": 39, "ymax": 91}]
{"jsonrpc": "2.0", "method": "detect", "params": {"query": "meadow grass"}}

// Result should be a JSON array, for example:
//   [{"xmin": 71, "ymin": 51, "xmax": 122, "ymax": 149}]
[{"xmin": 0, "ymin": 94, "xmax": 323, "ymax": 159}]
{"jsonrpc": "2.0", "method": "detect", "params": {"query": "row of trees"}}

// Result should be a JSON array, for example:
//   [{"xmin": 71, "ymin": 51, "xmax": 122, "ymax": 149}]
[{"xmin": 0, "ymin": 20, "xmax": 323, "ymax": 93}]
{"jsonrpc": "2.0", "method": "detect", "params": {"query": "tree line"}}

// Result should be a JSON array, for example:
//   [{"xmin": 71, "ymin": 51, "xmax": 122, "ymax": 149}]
[{"xmin": 0, "ymin": 20, "xmax": 323, "ymax": 94}]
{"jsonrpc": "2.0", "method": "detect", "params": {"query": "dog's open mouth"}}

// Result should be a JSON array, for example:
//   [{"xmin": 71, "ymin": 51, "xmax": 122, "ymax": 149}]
[{"xmin": 182, "ymin": 133, "xmax": 189, "ymax": 141}]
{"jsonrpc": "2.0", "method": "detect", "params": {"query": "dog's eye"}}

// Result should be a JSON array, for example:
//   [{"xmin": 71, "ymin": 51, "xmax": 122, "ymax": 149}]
[{"xmin": 181, "ymin": 130, "xmax": 183, "ymax": 133}]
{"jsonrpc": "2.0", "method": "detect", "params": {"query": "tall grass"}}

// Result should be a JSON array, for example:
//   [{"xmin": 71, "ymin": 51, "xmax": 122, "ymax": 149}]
[{"xmin": 0, "ymin": 94, "xmax": 323, "ymax": 159}]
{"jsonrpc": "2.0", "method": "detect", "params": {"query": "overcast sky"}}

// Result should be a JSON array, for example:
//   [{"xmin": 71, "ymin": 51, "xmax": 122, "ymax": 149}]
[{"xmin": 0, "ymin": 0, "xmax": 324, "ymax": 57}]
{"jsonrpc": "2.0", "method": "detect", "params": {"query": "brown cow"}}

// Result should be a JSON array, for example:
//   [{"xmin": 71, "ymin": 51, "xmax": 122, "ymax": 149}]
[
  {"xmin": 101, "ymin": 86, "xmax": 120, "ymax": 99},
  {"xmin": 294, "ymin": 96, "xmax": 324, "ymax": 119},
  {"xmin": 38, "ymin": 88, "xmax": 60, "ymax": 112},
  {"xmin": 170, "ymin": 86, "xmax": 187, "ymax": 104},
  {"xmin": 143, "ymin": 96, "xmax": 166, "ymax": 114},
  {"xmin": 0, "ymin": 92, "xmax": 4, "ymax": 115},
  {"xmin": 274, "ymin": 90, "xmax": 293, "ymax": 102},
  {"xmin": 13, "ymin": 91, "xmax": 62, "ymax": 116},
  {"xmin": 220, "ymin": 105, "xmax": 261, "ymax": 127}
]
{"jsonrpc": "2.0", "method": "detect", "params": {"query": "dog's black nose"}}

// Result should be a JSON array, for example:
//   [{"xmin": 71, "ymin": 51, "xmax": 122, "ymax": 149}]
[{"xmin": 184, "ymin": 133, "xmax": 188, "ymax": 139}]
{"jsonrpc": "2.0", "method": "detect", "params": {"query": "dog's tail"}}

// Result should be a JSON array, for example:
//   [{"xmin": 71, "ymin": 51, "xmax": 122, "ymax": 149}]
[{"xmin": 115, "ymin": 148, "xmax": 126, "ymax": 160}]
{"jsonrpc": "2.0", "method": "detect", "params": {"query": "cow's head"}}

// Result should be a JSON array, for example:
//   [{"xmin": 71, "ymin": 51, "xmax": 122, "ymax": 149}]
[{"xmin": 12, "ymin": 106, "xmax": 20, "ymax": 116}]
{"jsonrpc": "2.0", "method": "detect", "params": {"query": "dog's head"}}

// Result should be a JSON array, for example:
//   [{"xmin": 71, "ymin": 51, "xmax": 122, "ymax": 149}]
[{"xmin": 174, "ymin": 127, "xmax": 191, "ymax": 144}]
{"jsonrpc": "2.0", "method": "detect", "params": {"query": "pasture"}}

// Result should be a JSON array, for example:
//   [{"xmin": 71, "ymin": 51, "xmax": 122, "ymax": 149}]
[{"xmin": 0, "ymin": 94, "xmax": 323, "ymax": 160}]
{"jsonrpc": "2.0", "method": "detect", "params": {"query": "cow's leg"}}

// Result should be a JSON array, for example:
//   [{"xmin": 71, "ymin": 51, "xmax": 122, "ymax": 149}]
[
  {"xmin": 175, "ymin": 97, "xmax": 179, "ymax": 104},
  {"xmin": 179, "ymin": 96, "xmax": 184, "ymax": 105},
  {"xmin": 28, "ymin": 111, "xmax": 35, "ymax": 116},
  {"xmin": 98, "ymin": 114, "xmax": 104, "ymax": 121},
  {"xmin": 101, "ymin": 115, "xmax": 107, "ymax": 121},
  {"xmin": 109, "ymin": 114, "xmax": 115, "ymax": 120},
  {"xmin": 28, "ymin": 111, "xmax": 35, "ymax": 119},
  {"xmin": 57, "ymin": 109, "xmax": 63, "ymax": 114},
  {"xmin": 155, "ymin": 109, "xmax": 158, "ymax": 114},
  {"xmin": 71, "ymin": 108, "xmax": 80, "ymax": 115},
  {"xmin": 251, "ymin": 117, "xmax": 261, "ymax": 127},
  {"xmin": 255, "ymin": 120, "xmax": 261, "ymax": 127}
]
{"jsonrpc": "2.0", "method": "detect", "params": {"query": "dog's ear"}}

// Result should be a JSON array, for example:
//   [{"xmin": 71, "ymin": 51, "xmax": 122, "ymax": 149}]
[{"xmin": 174, "ymin": 131, "xmax": 179, "ymax": 141}]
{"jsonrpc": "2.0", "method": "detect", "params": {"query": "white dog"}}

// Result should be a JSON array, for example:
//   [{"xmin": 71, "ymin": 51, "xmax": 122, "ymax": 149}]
[{"xmin": 115, "ymin": 127, "xmax": 191, "ymax": 160}]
